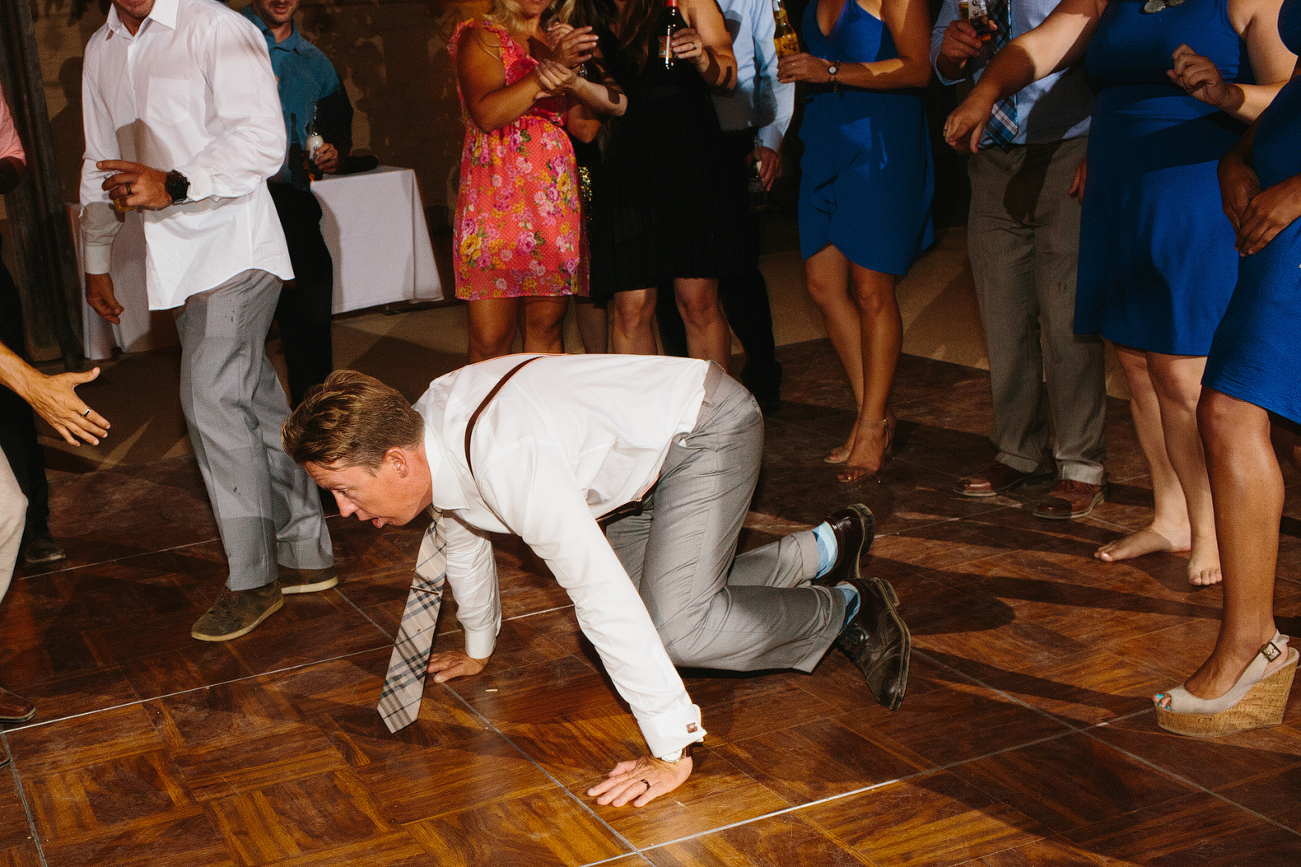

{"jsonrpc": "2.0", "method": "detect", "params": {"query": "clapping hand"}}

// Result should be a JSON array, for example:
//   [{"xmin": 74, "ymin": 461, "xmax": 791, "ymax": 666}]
[
  {"xmin": 1168, "ymin": 44, "xmax": 1234, "ymax": 110},
  {"xmin": 548, "ymin": 23, "xmax": 598, "ymax": 69},
  {"xmin": 535, "ymin": 59, "xmax": 579, "ymax": 95}
]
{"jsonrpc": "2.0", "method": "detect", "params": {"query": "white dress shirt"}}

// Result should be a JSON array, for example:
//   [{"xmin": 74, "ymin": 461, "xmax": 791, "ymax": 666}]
[
  {"xmin": 0, "ymin": 88, "xmax": 24, "ymax": 165},
  {"xmin": 711, "ymin": 0, "xmax": 795, "ymax": 152},
  {"xmin": 78, "ymin": 0, "xmax": 292, "ymax": 310},
  {"xmin": 415, "ymin": 354, "xmax": 711, "ymax": 757}
]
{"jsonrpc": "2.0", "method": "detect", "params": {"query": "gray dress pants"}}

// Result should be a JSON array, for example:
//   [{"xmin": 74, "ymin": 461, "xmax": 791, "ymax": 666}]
[
  {"xmin": 606, "ymin": 364, "xmax": 846, "ymax": 673},
  {"xmin": 967, "ymin": 136, "xmax": 1106, "ymax": 484},
  {"xmin": 173, "ymin": 269, "xmax": 332, "ymax": 591}
]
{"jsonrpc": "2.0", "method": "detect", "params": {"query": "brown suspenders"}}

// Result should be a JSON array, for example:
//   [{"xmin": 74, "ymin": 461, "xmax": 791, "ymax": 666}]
[{"xmin": 463, "ymin": 355, "xmax": 543, "ymax": 479}]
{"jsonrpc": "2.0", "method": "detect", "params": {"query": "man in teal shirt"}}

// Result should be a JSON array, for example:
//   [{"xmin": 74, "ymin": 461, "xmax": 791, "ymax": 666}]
[{"xmin": 243, "ymin": 0, "xmax": 353, "ymax": 407}]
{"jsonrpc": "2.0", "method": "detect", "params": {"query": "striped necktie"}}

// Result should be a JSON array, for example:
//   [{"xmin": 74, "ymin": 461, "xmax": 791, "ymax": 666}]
[
  {"xmin": 985, "ymin": 0, "xmax": 1019, "ymax": 147},
  {"xmin": 377, "ymin": 513, "xmax": 447, "ymax": 732}
]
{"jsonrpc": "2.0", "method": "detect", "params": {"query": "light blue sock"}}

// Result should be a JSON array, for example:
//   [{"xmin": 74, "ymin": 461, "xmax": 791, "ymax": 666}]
[
  {"xmin": 813, "ymin": 522, "xmax": 837, "ymax": 577},
  {"xmin": 837, "ymin": 583, "xmax": 860, "ymax": 628}
]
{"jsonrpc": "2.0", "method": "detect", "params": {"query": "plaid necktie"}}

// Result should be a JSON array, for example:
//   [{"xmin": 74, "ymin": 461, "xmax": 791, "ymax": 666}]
[
  {"xmin": 984, "ymin": 0, "xmax": 1019, "ymax": 147},
  {"xmin": 378, "ymin": 513, "xmax": 448, "ymax": 733}
]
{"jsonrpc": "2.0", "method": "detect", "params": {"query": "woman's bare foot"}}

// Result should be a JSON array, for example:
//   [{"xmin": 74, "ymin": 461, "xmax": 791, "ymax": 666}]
[
  {"xmin": 824, "ymin": 444, "xmax": 850, "ymax": 464},
  {"xmin": 838, "ymin": 417, "xmax": 891, "ymax": 483},
  {"xmin": 1094, "ymin": 524, "xmax": 1186, "ymax": 563},
  {"xmin": 1186, "ymin": 536, "xmax": 1222, "ymax": 587}
]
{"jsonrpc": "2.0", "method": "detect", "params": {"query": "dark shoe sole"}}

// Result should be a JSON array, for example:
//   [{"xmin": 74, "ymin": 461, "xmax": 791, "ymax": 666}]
[
  {"xmin": 0, "ymin": 707, "xmax": 36, "ymax": 724},
  {"xmin": 191, "ymin": 595, "xmax": 284, "ymax": 642},
  {"xmin": 955, "ymin": 471, "xmax": 1053, "ymax": 498}
]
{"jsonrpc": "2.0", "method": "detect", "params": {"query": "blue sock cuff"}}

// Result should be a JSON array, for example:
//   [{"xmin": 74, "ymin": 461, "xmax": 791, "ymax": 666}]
[
  {"xmin": 837, "ymin": 583, "xmax": 860, "ymax": 628},
  {"xmin": 813, "ymin": 522, "xmax": 837, "ymax": 577}
]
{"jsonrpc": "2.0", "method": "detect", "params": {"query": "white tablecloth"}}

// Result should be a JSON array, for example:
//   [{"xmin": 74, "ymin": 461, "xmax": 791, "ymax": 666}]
[{"xmin": 77, "ymin": 166, "xmax": 443, "ymax": 360}]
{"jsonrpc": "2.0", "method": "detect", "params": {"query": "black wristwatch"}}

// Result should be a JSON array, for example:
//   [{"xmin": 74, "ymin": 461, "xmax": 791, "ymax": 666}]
[{"xmin": 164, "ymin": 170, "xmax": 190, "ymax": 206}]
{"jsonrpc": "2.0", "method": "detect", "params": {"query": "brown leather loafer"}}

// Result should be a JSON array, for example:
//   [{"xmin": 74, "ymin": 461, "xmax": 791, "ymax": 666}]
[
  {"xmin": 1033, "ymin": 480, "xmax": 1105, "ymax": 520},
  {"xmin": 813, "ymin": 504, "xmax": 875, "ymax": 587},
  {"xmin": 0, "ymin": 686, "xmax": 35, "ymax": 724},
  {"xmin": 956, "ymin": 462, "xmax": 1052, "ymax": 497}
]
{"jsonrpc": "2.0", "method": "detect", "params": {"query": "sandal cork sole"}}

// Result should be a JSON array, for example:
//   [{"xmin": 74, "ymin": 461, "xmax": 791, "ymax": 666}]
[{"xmin": 1155, "ymin": 649, "xmax": 1298, "ymax": 737}]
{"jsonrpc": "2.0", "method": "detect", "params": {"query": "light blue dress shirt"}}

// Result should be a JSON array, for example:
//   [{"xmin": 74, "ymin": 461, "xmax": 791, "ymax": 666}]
[
  {"xmin": 712, "ymin": 0, "xmax": 796, "ymax": 151},
  {"xmin": 930, "ymin": 0, "xmax": 1092, "ymax": 146}
]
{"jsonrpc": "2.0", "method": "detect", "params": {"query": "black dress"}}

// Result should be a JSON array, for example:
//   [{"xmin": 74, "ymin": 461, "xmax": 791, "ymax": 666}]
[{"xmin": 589, "ymin": 25, "xmax": 737, "ymax": 301}]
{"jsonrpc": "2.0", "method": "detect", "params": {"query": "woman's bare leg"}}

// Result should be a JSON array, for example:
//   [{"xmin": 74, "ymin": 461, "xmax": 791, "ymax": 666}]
[
  {"xmin": 520, "ymin": 297, "xmax": 569, "ymax": 355},
  {"xmin": 674, "ymin": 277, "xmax": 731, "ymax": 367},
  {"xmin": 1096, "ymin": 345, "xmax": 1194, "ymax": 566},
  {"xmin": 803, "ymin": 245, "xmax": 863, "ymax": 460},
  {"xmin": 610, "ymin": 288, "xmax": 660, "ymax": 355},
  {"xmin": 1167, "ymin": 389, "xmax": 1280, "ymax": 702},
  {"xmin": 1147, "ymin": 352, "xmax": 1220, "ymax": 585},
  {"xmin": 838, "ymin": 263, "xmax": 901, "ymax": 482},
  {"xmin": 575, "ymin": 299, "xmax": 608, "ymax": 354},
  {"xmin": 466, "ymin": 297, "xmax": 521, "ymax": 363}
]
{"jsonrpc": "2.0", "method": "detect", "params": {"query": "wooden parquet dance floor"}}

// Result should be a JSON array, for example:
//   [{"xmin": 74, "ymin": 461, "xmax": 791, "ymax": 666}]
[{"xmin": 4, "ymin": 339, "xmax": 1301, "ymax": 866}]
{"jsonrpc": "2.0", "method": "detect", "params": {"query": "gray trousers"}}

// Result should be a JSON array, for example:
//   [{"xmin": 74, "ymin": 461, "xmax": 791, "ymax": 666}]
[
  {"xmin": 967, "ymin": 136, "xmax": 1106, "ymax": 484},
  {"xmin": 606, "ymin": 364, "xmax": 846, "ymax": 673},
  {"xmin": 173, "ymin": 269, "xmax": 332, "ymax": 591}
]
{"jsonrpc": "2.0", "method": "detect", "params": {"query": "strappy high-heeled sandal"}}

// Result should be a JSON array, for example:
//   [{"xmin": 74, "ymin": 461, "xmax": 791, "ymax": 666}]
[
  {"xmin": 838, "ymin": 411, "xmax": 896, "ymax": 483},
  {"xmin": 1154, "ymin": 632, "xmax": 1298, "ymax": 737}
]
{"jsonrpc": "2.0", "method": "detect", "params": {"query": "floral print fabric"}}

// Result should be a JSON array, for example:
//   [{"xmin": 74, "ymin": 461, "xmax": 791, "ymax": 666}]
[{"xmin": 449, "ymin": 20, "xmax": 588, "ymax": 300}]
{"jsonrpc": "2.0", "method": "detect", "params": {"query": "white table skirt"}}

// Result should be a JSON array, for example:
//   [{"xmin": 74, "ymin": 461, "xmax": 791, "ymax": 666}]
[{"xmin": 76, "ymin": 166, "xmax": 444, "ymax": 360}]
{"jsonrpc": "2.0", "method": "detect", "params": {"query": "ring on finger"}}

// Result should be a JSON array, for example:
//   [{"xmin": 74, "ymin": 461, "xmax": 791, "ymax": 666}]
[
  {"xmin": 640, "ymin": 779, "xmax": 651, "ymax": 792},
  {"xmin": 81, "ymin": 408, "xmax": 91, "ymax": 418},
  {"xmin": 125, "ymin": 182, "xmax": 132, "ymax": 196}
]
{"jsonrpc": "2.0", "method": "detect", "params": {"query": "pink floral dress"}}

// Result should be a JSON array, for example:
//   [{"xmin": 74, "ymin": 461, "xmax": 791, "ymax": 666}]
[{"xmin": 449, "ymin": 20, "xmax": 588, "ymax": 300}]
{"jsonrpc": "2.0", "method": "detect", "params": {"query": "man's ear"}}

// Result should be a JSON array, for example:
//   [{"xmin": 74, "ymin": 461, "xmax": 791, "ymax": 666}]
[{"xmin": 384, "ymin": 446, "xmax": 409, "ymax": 477}]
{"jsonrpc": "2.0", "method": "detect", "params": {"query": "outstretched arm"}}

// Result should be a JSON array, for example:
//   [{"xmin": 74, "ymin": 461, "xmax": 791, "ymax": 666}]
[{"xmin": 0, "ymin": 343, "xmax": 109, "ymax": 446}]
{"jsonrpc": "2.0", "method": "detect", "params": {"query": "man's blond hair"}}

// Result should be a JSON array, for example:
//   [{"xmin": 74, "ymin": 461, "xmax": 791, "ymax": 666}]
[{"xmin": 282, "ymin": 370, "xmax": 423, "ymax": 471}]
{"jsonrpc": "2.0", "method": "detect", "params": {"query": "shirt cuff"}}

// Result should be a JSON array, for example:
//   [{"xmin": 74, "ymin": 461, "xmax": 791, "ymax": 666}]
[
  {"xmin": 637, "ymin": 702, "xmax": 707, "ymax": 759},
  {"xmin": 80, "ymin": 201, "xmax": 120, "ymax": 275},
  {"xmin": 757, "ymin": 127, "xmax": 783, "ymax": 153},
  {"xmin": 177, "ymin": 163, "xmax": 213, "ymax": 202},
  {"xmin": 463, "ymin": 626, "xmax": 497, "ymax": 661}
]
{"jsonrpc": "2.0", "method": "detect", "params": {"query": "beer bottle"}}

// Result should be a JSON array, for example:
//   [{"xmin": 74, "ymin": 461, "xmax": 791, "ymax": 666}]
[
  {"xmin": 772, "ymin": 0, "xmax": 799, "ymax": 58},
  {"xmin": 658, "ymin": 0, "xmax": 688, "ymax": 69},
  {"xmin": 304, "ymin": 103, "xmax": 325, "ymax": 182}
]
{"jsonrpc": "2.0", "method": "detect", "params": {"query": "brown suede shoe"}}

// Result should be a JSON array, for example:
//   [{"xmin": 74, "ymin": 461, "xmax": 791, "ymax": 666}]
[
  {"xmin": 956, "ymin": 462, "xmax": 1052, "ymax": 497},
  {"xmin": 191, "ymin": 582, "xmax": 284, "ymax": 642},
  {"xmin": 1033, "ymin": 480, "xmax": 1105, "ymax": 520},
  {"xmin": 0, "ymin": 686, "xmax": 35, "ymax": 723}
]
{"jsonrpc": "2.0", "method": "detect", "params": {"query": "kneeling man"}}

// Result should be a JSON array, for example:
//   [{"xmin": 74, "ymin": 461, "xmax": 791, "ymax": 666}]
[{"xmin": 281, "ymin": 355, "xmax": 910, "ymax": 807}]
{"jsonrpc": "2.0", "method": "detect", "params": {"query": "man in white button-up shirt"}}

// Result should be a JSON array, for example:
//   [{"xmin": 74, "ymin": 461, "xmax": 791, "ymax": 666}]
[
  {"xmin": 79, "ymin": 0, "xmax": 334, "ymax": 641},
  {"xmin": 282, "ymin": 354, "xmax": 911, "ymax": 807}
]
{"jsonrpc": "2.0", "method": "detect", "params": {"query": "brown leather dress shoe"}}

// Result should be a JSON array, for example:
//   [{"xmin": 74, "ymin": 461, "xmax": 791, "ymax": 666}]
[
  {"xmin": 835, "ymin": 577, "xmax": 911, "ymax": 710},
  {"xmin": 956, "ymin": 462, "xmax": 1052, "ymax": 497},
  {"xmin": 0, "ymin": 686, "xmax": 35, "ymax": 724},
  {"xmin": 1033, "ymin": 479, "xmax": 1105, "ymax": 519},
  {"xmin": 812, "ymin": 504, "xmax": 875, "ymax": 587}
]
